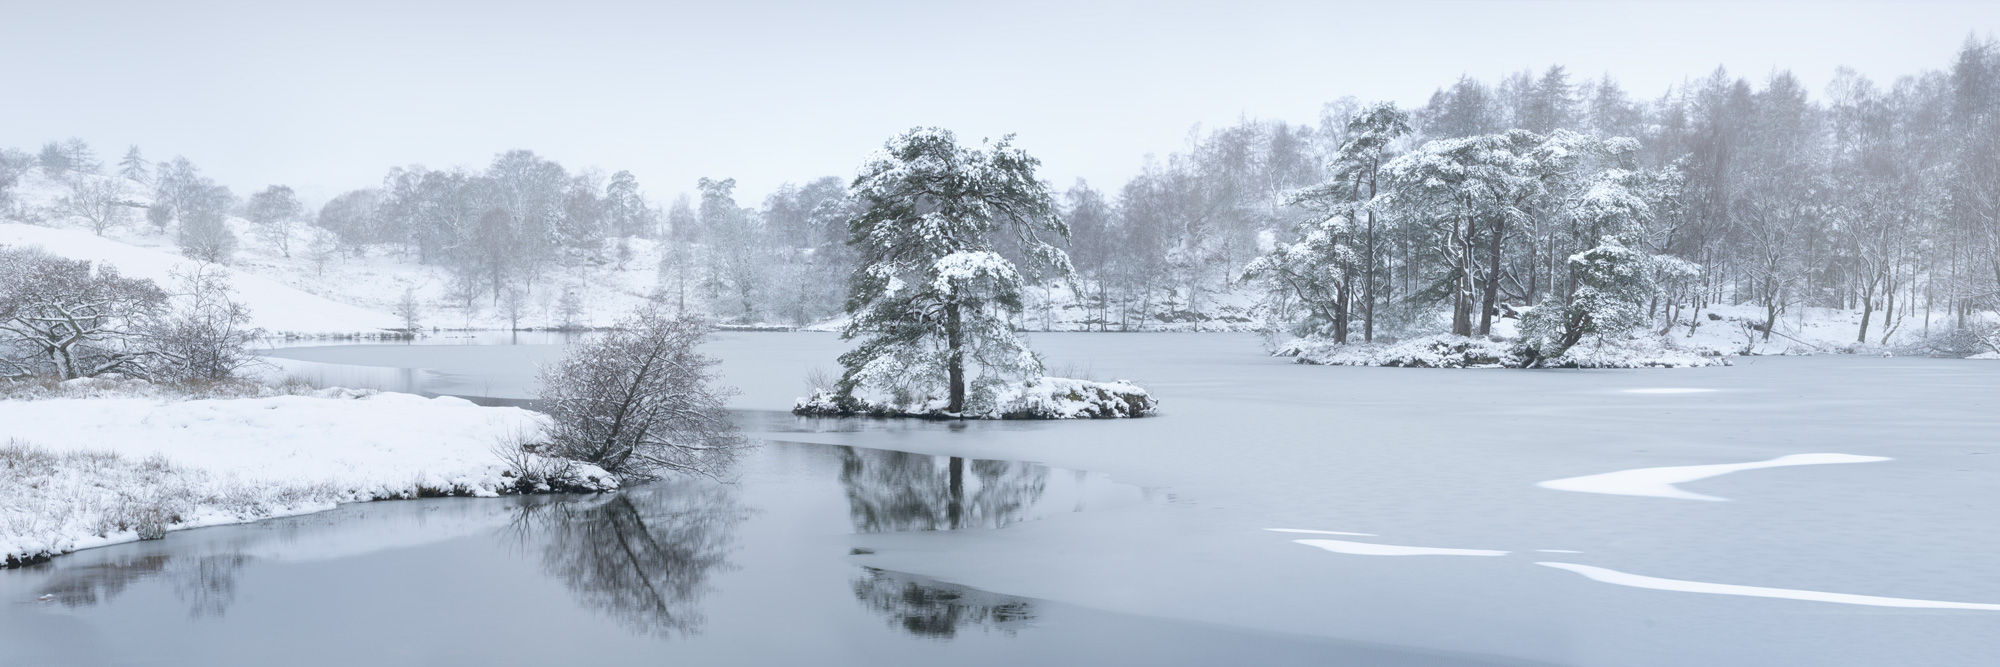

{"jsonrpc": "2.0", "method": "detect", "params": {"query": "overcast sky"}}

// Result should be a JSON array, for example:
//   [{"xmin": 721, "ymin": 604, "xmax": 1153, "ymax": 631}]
[{"xmin": 3, "ymin": 1, "xmax": 1993, "ymax": 205}]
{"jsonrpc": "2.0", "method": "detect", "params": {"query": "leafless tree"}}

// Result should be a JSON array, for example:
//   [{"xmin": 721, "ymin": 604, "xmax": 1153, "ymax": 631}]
[
  {"xmin": 58, "ymin": 176, "xmax": 136, "ymax": 235},
  {"xmin": 393, "ymin": 287, "xmax": 422, "ymax": 332},
  {"xmin": 535, "ymin": 306, "xmax": 745, "ymax": 480},
  {"xmin": 143, "ymin": 266, "xmax": 265, "ymax": 385}
]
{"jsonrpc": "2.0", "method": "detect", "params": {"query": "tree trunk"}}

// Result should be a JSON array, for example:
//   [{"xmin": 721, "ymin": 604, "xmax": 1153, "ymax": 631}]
[
  {"xmin": 1479, "ymin": 214, "xmax": 1503, "ymax": 336},
  {"xmin": 947, "ymin": 456, "xmax": 965, "ymax": 529},
  {"xmin": 946, "ymin": 300, "xmax": 966, "ymax": 414}
]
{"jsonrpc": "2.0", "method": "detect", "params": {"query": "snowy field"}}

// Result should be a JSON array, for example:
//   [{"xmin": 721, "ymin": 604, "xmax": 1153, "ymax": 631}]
[{"xmin": 9, "ymin": 333, "xmax": 1990, "ymax": 666}]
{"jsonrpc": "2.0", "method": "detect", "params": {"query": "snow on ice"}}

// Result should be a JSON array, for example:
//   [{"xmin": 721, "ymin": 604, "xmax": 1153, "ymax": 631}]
[{"xmin": 1536, "ymin": 453, "xmax": 1892, "ymax": 501}]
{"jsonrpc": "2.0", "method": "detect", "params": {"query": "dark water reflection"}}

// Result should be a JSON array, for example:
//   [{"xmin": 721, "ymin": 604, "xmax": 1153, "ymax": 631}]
[
  {"xmin": 32, "ymin": 552, "xmax": 249, "ymax": 618},
  {"xmin": 851, "ymin": 567, "xmax": 1035, "ymax": 639},
  {"xmin": 840, "ymin": 448, "xmax": 1049, "ymax": 533},
  {"xmin": 505, "ymin": 481, "xmax": 749, "ymax": 639}
]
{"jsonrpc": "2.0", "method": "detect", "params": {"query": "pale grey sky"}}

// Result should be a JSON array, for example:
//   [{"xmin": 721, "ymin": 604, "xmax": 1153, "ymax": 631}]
[{"xmin": 3, "ymin": 0, "xmax": 1992, "ymax": 205}]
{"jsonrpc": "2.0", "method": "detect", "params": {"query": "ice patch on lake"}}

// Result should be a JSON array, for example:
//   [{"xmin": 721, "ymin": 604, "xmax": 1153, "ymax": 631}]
[
  {"xmin": 1294, "ymin": 539, "xmax": 1507, "ymax": 557},
  {"xmin": 1538, "ymin": 563, "xmax": 2000, "ymax": 611},
  {"xmin": 1536, "ymin": 549, "xmax": 1582, "ymax": 554},
  {"xmin": 1621, "ymin": 388, "xmax": 1716, "ymax": 394},
  {"xmin": 1537, "ymin": 453, "xmax": 1892, "ymax": 501},
  {"xmin": 1264, "ymin": 528, "xmax": 1376, "ymax": 536}
]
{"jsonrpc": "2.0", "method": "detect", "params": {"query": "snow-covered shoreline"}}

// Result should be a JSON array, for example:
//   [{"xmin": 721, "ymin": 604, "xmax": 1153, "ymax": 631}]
[
  {"xmin": 0, "ymin": 382, "xmax": 613, "ymax": 567},
  {"xmin": 793, "ymin": 376, "xmax": 1159, "ymax": 419},
  {"xmin": 1275, "ymin": 334, "xmax": 1727, "ymax": 369}
]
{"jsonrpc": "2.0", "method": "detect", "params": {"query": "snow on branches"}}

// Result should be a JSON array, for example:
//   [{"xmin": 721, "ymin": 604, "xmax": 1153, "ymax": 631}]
[{"xmin": 829, "ymin": 127, "xmax": 1075, "ymax": 416}]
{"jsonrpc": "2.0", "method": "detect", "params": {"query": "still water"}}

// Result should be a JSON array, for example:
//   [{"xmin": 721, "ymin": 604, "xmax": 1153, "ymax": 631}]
[{"xmin": 5, "ymin": 333, "xmax": 1998, "ymax": 666}]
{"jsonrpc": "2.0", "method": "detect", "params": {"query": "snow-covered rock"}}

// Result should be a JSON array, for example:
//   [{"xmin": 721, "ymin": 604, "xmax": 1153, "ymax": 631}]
[
  {"xmin": 0, "ymin": 390, "xmax": 614, "ymax": 566},
  {"xmin": 792, "ymin": 376, "xmax": 1158, "ymax": 419}
]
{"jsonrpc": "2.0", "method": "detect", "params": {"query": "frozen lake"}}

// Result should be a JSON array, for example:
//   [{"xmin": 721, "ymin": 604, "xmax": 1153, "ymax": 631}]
[{"xmin": 6, "ymin": 333, "xmax": 1997, "ymax": 666}]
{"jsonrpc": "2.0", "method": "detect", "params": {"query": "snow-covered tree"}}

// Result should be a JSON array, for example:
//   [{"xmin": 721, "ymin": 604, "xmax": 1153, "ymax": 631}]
[
  {"xmin": 118, "ymin": 145, "xmax": 149, "ymax": 184},
  {"xmin": 0, "ymin": 247, "xmax": 165, "ymax": 380},
  {"xmin": 833, "ymin": 128, "xmax": 1070, "ymax": 414},
  {"xmin": 1250, "ymin": 103, "xmax": 1409, "ymax": 342},
  {"xmin": 1515, "ymin": 166, "xmax": 1694, "ymax": 363},
  {"xmin": 394, "ymin": 287, "xmax": 421, "ymax": 332},
  {"xmin": 58, "ymin": 176, "xmax": 134, "ymax": 235},
  {"xmin": 535, "ymin": 307, "xmax": 745, "ymax": 479},
  {"xmin": 144, "ymin": 266, "xmax": 264, "ymax": 384},
  {"xmin": 245, "ymin": 185, "xmax": 304, "ymax": 257},
  {"xmin": 175, "ymin": 187, "xmax": 237, "ymax": 264}
]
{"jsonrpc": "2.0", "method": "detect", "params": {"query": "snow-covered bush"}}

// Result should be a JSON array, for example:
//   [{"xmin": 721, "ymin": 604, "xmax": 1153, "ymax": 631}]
[
  {"xmin": 143, "ymin": 266, "xmax": 265, "ymax": 384},
  {"xmin": 795, "ymin": 376, "xmax": 1157, "ymax": 419},
  {"xmin": 535, "ymin": 306, "xmax": 746, "ymax": 480}
]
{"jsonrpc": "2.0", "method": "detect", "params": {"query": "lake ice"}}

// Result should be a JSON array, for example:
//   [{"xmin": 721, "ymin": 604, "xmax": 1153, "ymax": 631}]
[{"xmin": 7, "ymin": 332, "xmax": 1996, "ymax": 666}]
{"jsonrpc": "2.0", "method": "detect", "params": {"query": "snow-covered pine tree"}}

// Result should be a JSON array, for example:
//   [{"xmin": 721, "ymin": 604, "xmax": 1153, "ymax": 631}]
[
  {"xmin": 1515, "ymin": 165, "xmax": 1694, "ymax": 365},
  {"xmin": 118, "ymin": 145, "xmax": 149, "ymax": 184},
  {"xmin": 1248, "ymin": 103, "xmax": 1409, "ymax": 343},
  {"xmin": 834, "ymin": 128, "xmax": 1070, "ymax": 415}
]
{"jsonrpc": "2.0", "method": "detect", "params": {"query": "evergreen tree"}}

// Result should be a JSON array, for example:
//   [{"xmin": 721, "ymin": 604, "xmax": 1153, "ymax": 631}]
[
  {"xmin": 118, "ymin": 145, "xmax": 149, "ymax": 184},
  {"xmin": 833, "ymin": 128, "xmax": 1070, "ymax": 414}
]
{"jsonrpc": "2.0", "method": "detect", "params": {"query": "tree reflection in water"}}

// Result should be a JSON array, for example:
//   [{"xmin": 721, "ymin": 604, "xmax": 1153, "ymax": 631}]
[
  {"xmin": 32, "ymin": 552, "xmax": 250, "ymax": 618},
  {"xmin": 506, "ymin": 479, "xmax": 748, "ymax": 639},
  {"xmin": 851, "ymin": 567, "xmax": 1035, "ymax": 639},
  {"xmin": 839, "ymin": 447, "xmax": 1049, "ymax": 532}
]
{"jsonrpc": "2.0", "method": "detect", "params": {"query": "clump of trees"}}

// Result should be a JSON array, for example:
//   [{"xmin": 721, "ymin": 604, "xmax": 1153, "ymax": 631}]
[{"xmin": 533, "ymin": 306, "xmax": 745, "ymax": 480}]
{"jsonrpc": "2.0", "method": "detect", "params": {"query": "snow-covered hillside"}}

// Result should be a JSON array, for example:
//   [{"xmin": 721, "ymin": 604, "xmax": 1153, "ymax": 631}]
[
  {"xmin": 0, "ymin": 223, "xmax": 400, "ymax": 335},
  {"xmin": 2, "ymin": 169, "xmax": 671, "ymax": 333}
]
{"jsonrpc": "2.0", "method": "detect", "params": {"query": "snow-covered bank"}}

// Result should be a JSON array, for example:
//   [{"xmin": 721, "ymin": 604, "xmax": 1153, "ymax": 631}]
[
  {"xmin": 1276, "ymin": 334, "xmax": 1725, "ymax": 369},
  {"xmin": 0, "ymin": 386, "xmax": 612, "ymax": 566},
  {"xmin": 793, "ymin": 376, "xmax": 1158, "ymax": 419},
  {"xmin": 0, "ymin": 223, "xmax": 400, "ymax": 335}
]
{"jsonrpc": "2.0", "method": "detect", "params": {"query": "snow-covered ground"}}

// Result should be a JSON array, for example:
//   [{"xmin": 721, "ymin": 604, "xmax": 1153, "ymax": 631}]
[
  {"xmin": 0, "ymin": 223, "xmax": 400, "ymax": 335},
  {"xmin": 0, "ymin": 380, "xmax": 610, "ymax": 566}
]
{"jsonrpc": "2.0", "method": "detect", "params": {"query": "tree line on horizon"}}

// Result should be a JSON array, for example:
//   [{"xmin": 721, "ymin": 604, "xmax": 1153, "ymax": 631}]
[{"xmin": 2, "ymin": 37, "xmax": 1997, "ymax": 348}]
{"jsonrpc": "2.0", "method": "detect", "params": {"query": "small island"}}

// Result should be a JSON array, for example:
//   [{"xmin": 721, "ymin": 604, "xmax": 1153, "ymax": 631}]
[{"xmin": 791, "ymin": 128, "xmax": 1157, "ymax": 420}]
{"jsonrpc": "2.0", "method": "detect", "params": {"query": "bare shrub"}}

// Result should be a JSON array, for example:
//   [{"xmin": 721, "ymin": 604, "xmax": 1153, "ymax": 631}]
[
  {"xmin": 536, "ymin": 306, "xmax": 746, "ymax": 480},
  {"xmin": 144, "ymin": 266, "xmax": 266, "ymax": 385}
]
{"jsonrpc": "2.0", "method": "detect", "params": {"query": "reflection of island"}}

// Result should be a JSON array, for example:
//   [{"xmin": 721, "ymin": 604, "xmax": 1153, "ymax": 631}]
[
  {"xmin": 33, "ymin": 552, "xmax": 249, "ymax": 618},
  {"xmin": 839, "ymin": 447, "xmax": 1049, "ymax": 532},
  {"xmin": 851, "ymin": 567, "xmax": 1036, "ymax": 639},
  {"xmin": 507, "ymin": 480, "xmax": 748, "ymax": 638}
]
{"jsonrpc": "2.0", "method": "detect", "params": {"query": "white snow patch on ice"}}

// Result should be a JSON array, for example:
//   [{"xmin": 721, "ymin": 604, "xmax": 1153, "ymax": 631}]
[
  {"xmin": 1537, "ymin": 453, "xmax": 1891, "ymax": 501},
  {"xmin": 1620, "ymin": 388, "xmax": 1716, "ymax": 394},
  {"xmin": 1538, "ymin": 562, "xmax": 2000, "ymax": 611},
  {"xmin": 1264, "ymin": 528, "xmax": 1376, "ymax": 536},
  {"xmin": 1294, "ymin": 539, "xmax": 1508, "ymax": 557}
]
